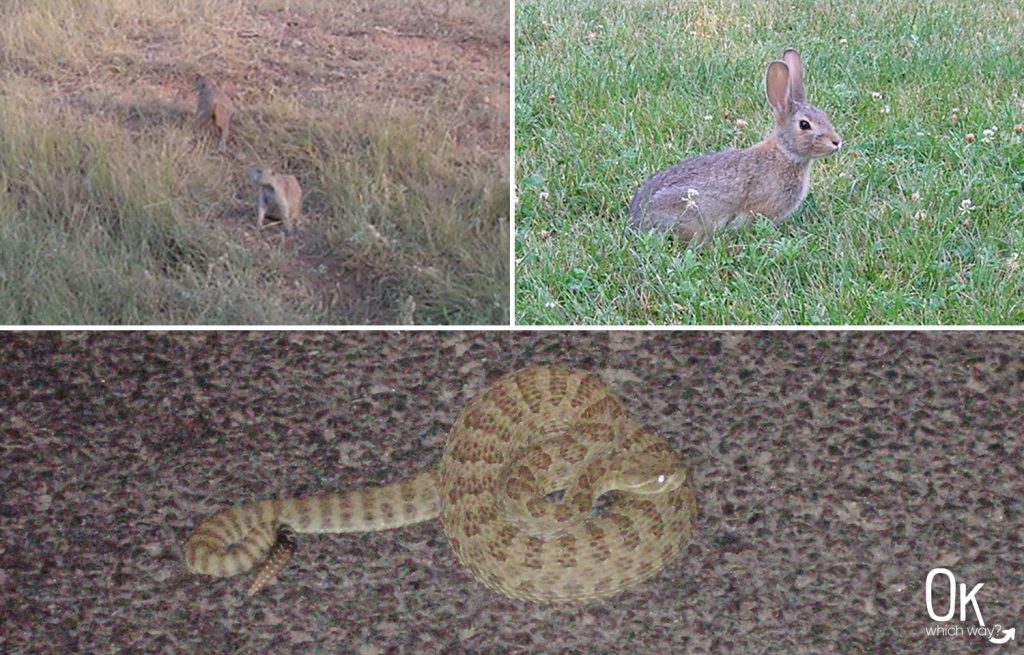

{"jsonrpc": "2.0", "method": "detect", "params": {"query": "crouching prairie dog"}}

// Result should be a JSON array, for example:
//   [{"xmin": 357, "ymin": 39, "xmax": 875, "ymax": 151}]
[
  {"xmin": 194, "ymin": 76, "xmax": 235, "ymax": 150},
  {"xmin": 246, "ymin": 166, "xmax": 303, "ymax": 235}
]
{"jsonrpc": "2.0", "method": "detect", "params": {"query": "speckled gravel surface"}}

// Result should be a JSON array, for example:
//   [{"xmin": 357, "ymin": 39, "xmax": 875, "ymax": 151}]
[{"xmin": 2, "ymin": 331, "xmax": 1022, "ymax": 654}]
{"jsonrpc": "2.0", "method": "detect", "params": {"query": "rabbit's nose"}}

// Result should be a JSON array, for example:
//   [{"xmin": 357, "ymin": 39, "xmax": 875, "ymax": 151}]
[{"xmin": 832, "ymin": 139, "xmax": 842, "ymax": 150}]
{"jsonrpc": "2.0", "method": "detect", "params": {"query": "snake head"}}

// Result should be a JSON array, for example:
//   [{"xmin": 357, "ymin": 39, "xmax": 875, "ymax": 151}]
[
  {"xmin": 605, "ymin": 428, "xmax": 691, "ymax": 497},
  {"xmin": 619, "ymin": 468, "xmax": 689, "ymax": 495},
  {"xmin": 610, "ymin": 447, "xmax": 690, "ymax": 496}
]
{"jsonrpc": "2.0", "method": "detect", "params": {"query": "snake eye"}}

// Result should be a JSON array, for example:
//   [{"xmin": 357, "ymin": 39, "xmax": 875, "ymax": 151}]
[{"xmin": 799, "ymin": 119, "xmax": 811, "ymax": 130}]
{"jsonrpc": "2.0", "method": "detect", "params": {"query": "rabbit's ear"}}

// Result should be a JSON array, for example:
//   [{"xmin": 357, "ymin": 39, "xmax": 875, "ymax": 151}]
[
  {"xmin": 782, "ymin": 49, "xmax": 805, "ymax": 103},
  {"xmin": 765, "ymin": 61, "xmax": 790, "ymax": 116}
]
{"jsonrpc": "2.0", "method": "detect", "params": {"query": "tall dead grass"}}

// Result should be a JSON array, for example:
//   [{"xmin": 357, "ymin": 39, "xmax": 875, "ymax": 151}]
[{"xmin": 0, "ymin": 0, "xmax": 509, "ymax": 324}]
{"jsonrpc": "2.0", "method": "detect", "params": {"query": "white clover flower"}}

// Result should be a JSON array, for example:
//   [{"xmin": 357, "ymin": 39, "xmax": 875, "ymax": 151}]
[{"xmin": 871, "ymin": 92, "xmax": 882, "ymax": 101}]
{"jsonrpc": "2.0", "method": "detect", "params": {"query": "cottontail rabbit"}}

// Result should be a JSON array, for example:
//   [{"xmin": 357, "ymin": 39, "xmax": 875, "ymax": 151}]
[{"xmin": 629, "ymin": 49, "xmax": 841, "ymax": 241}]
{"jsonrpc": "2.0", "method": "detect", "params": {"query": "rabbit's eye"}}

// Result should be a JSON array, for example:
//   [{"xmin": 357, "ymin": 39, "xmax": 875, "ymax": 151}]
[{"xmin": 799, "ymin": 120, "xmax": 811, "ymax": 130}]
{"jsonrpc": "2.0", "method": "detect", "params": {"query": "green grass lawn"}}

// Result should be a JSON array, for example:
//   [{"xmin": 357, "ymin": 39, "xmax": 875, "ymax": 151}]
[{"xmin": 515, "ymin": 0, "xmax": 1024, "ymax": 325}]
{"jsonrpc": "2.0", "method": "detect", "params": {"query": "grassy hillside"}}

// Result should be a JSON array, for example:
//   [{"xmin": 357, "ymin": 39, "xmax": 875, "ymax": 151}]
[
  {"xmin": 515, "ymin": 0, "xmax": 1024, "ymax": 325},
  {"xmin": 0, "ymin": 0, "xmax": 509, "ymax": 325}
]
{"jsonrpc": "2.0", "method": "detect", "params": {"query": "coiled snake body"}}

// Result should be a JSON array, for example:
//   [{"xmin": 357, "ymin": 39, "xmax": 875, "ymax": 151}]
[{"xmin": 184, "ymin": 366, "xmax": 697, "ymax": 602}]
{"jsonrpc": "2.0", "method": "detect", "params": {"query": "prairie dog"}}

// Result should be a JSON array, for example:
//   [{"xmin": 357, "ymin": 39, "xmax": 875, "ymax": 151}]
[
  {"xmin": 194, "ymin": 76, "xmax": 235, "ymax": 150},
  {"xmin": 246, "ymin": 166, "xmax": 303, "ymax": 235}
]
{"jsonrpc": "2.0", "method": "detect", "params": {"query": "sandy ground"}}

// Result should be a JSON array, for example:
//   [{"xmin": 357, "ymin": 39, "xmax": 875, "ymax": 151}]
[{"xmin": 1, "ymin": 331, "xmax": 1021, "ymax": 653}]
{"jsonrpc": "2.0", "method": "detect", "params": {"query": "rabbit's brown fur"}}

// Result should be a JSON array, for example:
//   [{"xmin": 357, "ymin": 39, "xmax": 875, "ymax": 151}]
[
  {"xmin": 629, "ymin": 50, "xmax": 841, "ymax": 241},
  {"xmin": 247, "ymin": 166, "xmax": 303, "ymax": 235},
  {"xmin": 195, "ymin": 76, "xmax": 235, "ymax": 151}
]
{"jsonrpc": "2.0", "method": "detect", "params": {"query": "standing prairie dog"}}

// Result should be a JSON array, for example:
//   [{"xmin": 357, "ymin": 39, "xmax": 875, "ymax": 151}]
[
  {"xmin": 194, "ymin": 76, "xmax": 235, "ymax": 150},
  {"xmin": 247, "ymin": 166, "xmax": 303, "ymax": 235}
]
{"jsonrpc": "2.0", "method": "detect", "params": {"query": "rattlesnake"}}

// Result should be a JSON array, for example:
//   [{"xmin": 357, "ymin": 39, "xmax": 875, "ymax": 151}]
[{"xmin": 183, "ymin": 366, "xmax": 698, "ymax": 602}]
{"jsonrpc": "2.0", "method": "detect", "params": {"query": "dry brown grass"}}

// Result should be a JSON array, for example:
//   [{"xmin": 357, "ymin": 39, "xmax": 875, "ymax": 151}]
[{"xmin": 0, "ymin": 0, "xmax": 509, "ymax": 325}]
